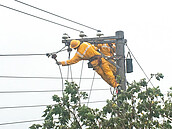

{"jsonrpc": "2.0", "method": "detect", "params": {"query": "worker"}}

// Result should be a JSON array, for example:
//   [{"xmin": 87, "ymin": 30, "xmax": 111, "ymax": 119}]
[
  {"xmin": 55, "ymin": 40, "xmax": 119, "ymax": 88},
  {"xmin": 94, "ymin": 43, "xmax": 117, "ymax": 75},
  {"xmin": 95, "ymin": 43, "xmax": 116, "ymax": 57}
]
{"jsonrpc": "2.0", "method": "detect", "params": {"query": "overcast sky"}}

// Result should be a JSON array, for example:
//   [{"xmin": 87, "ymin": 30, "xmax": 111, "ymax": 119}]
[{"xmin": 0, "ymin": 0, "xmax": 172, "ymax": 128}]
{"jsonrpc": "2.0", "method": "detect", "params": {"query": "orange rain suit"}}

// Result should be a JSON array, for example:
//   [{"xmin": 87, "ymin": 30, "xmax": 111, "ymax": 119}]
[
  {"xmin": 60, "ymin": 42, "xmax": 118, "ymax": 88},
  {"xmin": 95, "ymin": 43, "xmax": 117, "ymax": 75}
]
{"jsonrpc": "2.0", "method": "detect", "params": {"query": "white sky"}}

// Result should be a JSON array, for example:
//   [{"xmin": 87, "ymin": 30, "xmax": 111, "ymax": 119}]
[{"xmin": 0, "ymin": 0, "xmax": 172, "ymax": 128}]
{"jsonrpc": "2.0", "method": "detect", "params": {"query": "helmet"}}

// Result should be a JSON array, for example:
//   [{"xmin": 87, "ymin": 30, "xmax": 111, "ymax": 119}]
[{"xmin": 70, "ymin": 40, "xmax": 80, "ymax": 49}]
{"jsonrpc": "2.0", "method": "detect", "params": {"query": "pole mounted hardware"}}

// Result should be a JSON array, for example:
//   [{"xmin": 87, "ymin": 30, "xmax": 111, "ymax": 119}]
[
  {"xmin": 62, "ymin": 33, "xmax": 70, "ymax": 40},
  {"xmin": 79, "ymin": 31, "xmax": 87, "ymax": 38},
  {"xmin": 96, "ymin": 30, "xmax": 104, "ymax": 37},
  {"xmin": 62, "ymin": 31, "xmax": 126, "ymax": 45}
]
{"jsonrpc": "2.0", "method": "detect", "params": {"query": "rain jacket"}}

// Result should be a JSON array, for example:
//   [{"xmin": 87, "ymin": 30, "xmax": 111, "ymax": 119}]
[{"xmin": 60, "ymin": 42, "xmax": 118, "ymax": 88}]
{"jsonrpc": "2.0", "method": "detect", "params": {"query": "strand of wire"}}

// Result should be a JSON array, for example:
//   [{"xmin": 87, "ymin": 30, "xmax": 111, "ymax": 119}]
[
  {"xmin": 0, "ymin": 88, "xmax": 109, "ymax": 94},
  {"xmin": 78, "ymin": 60, "xmax": 85, "ymax": 105},
  {"xmin": 0, "ymin": 4, "xmax": 81, "ymax": 32},
  {"xmin": 66, "ymin": 52, "xmax": 70, "ymax": 81},
  {"xmin": 0, "ymin": 119, "xmax": 45, "ymax": 126},
  {"xmin": 0, "ymin": 75, "xmax": 101, "ymax": 79},
  {"xmin": 57, "ymin": 65, "xmax": 64, "ymax": 94},
  {"xmin": 66, "ymin": 51, "xmax": 73, "ymax": 82},
  {"xmin": 0, "ymin": 101, "xmax": 105, "ymax": 126},
  {"xmin": 69, "ymin": 51, "xmax": 73, "ymax": 82},
  {"xmin": 0, "ymin": 92, "xmax": 169, "ymax": 110},
  {"xmin": 0, "ymin": 100, "xmax": 104, "ymax": 126},
  {"xmin": 87, "ymin": 71, "xmax": 96, "ymax": 106},
  {"xmin": 0, "ymin": 48, "xmax": 67, "ymax": 57},
  {"xmin": 14, "ymin": 0, "xmax": 99, "ymax": 31},
  {"xmin": 126, "ymin": 44, "xmax": 154, "ymax": 87},
  {"xmin": 69, "ymin": 66, "xmax": 73, "ymax": 82},
  {"xmin": 79, "ymin": 60, "xmax": 84, "ymax": 87},
  {"xmin": 0, "ymin": 100, "xmax": 106, "ymax": 110}
]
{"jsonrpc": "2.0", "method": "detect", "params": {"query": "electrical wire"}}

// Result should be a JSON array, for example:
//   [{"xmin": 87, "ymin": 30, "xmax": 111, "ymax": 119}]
[
  {"xmin": 126, "ymin": 44, "xmax": 154, "ymax": 87},
  {"xmin": 87, "ymin": 71, "xmax": 96, "ymax": 106},
  {"xmin": 0, "ymin": 53, "xmax": 46, "ymax": 56},
  {"xmin": 14, "ymin": 0, "xmax": 99, "ymax": 32},
  {"xmin": 58, "ymin": 65, "xmax": 64, "ymax": 94},
  {"xmin": 0, "ymin": 4, "xmax": 81, "ymax": 32},
  {"xmin": 79, "ymin": 61, "xmax": 84, "ymax": 87},
  {"xmin": 66, "ymin": 51, "xmax": 73, "ymax": 82},
  {"xmin": 69, "ymin": 66, "xmax": 73, "ymax": 82},
  {"xmin": 0, "ymin": 48, "xmax": 67, "ymax": 57},
  {"xmin": 0, "ymin": 76, "xmax": 101, "ymax": 79},
  {"xmin": 0, "ymin": 88, "xmax": 109, "ymax": 94},
  {"xmin": 0, "ymin": 100, "xmax": 106, "ymax": 110},
  {"xmin": 0, "ymin": 119, "xmax": 45, "ymax": 126},
  {"xmin": 0, "ymin": 104, "xmax": 49, "ymax": 110},
  {"xmin": 0, "ymin": 100, "xmax": 106, "ymax": 126}
]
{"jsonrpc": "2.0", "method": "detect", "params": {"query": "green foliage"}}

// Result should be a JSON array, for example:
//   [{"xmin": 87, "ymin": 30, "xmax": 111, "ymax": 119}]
[{"xmin": 30, "ymin": 73, "xmax": 172, "ymax": 129}]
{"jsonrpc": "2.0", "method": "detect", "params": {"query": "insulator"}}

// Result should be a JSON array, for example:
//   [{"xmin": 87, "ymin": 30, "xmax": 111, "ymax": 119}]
[
  {"xmin": 79, "ymin": 31, "xmax": 87, "ymax": 38},
  {"xmin": 62, "ymin": 33, "xmax": 70, "ymax": 40},
  {"xmin": 96, "ymin": 30, "xmax": 104, "ymax": 37}
]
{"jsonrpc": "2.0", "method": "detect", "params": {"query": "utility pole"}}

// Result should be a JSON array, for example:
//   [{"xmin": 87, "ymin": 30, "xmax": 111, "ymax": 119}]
[{"xmin": 115, "ymin": 31, "xmax": 126, "ymax": 91}]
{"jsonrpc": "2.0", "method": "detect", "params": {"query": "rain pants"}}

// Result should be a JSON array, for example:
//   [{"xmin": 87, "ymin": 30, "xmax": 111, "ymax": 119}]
[{"xmin": 60, "ymin": 42, "xmax": 118, "ymax": 88}]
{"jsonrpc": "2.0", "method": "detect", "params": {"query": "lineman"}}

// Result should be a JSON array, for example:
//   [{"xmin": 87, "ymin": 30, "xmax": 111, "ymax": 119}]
[
  {"xmin": 95, "ymin": 43, "xmax": 117, "ymax": 75},
  {"xmin": 95, "ymin": 43, "xmax": 116, "ymax": 57},
  {"xmin": 56, "ymin": 40, "xmax": 119, "ymax": 88}
]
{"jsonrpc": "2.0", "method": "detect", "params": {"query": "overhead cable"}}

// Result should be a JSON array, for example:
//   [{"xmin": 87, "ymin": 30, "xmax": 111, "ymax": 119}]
[
  {"xmin": 0, "ymin": 100, "xmax": 106, "ymax": 110},
  {"xmin": 14, "ymin": 0, "xmax": 99, "ymax": 31},
  {"xmin": 78, "ymin": 61, "xmax": 84, "ymax": 87},
  {"xmin": 0, "ymin": 75, "xmax": 101, "ymax": 79},
  {"xmin": 58, "ymin": 65, "xmax": 64, "ymax": 93},
  {"xmin": 0, "ymin": 100, "xmax": 104, "ymax": 126},
  {"xmin": 0, "ymin": 118, "xmax": 45, "ymax": 126},
  {"xmin": 0, "ymin": 104, "xmax": 49, "ymax": 110},
  {"xmin": 0, "ymin": 4, "xmax": 81, "ymax": 32},
  {"xmin": 0, "ymin": 88, "xmax": 109, "ymax": 94},
  {"xmin": 87, "ymin": 72, "xmax": 96, "ymax": 106},
  {"xmin": 0, "ymin": 48, "xmax": 67, "ymax": 57},
  {"xmin": 126, "ymin": 44, "xmax": 154, "ymax": 87},
  {"xmin": 0, "ymin": 54, "xmax": 46, "ymax": 56}
]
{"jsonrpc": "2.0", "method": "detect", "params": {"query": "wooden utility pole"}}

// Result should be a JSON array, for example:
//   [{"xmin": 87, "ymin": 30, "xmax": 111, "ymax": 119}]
[{"xmin": 115, "ymin": 31, "xmax": 126, "ymax": 91}]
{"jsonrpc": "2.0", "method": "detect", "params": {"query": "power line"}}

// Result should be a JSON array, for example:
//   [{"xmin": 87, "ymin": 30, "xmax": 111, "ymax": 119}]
[
  {"xmin": 0, "ymin": 102, "xmax": 107, "ymax": 125},
  {"xmin": 0, "ymin": 118, "xmax": 45, "ymax": 126},
  {"xmin": 0, "ymin": 88, "xmax": 109, "ymax": 94},
  {"xmin": 0, "ymin": 48, "xmax": 68, "ymax": 57},
  {"xmin": 126, "ymin": 44, "xmax": 154, "ymax": 87},
  {"xmin": 0, "ymin": 100, "xmax": 106, "ymax": 110},
  {"xmin": 0, "ymin": 99, "xmax": 103, "ymax": 126},
  {"xmin": 79, "ymin": 60, "xmax": 84, "ymax": 87},
  {"xmin": 0, "ymin": 4, "xmax": 81, "ymax": 32},
  {"xmin": 14, "ymin": 0, "xmax": 99, "ymax": 32},
  {"xmin": 87, "ymin": 71, "xmax": 96, "ymax": 106},
  {"xmin": 0, "ymin": 104, "xmax": 49, "ymax": 110},
  {"xmin": 0, "ymin": 75, "xmax": 101, "ymax": 79},
  {"xmin": 0, "ymin": 54, "xmax": 46, "ymax": 56}
]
